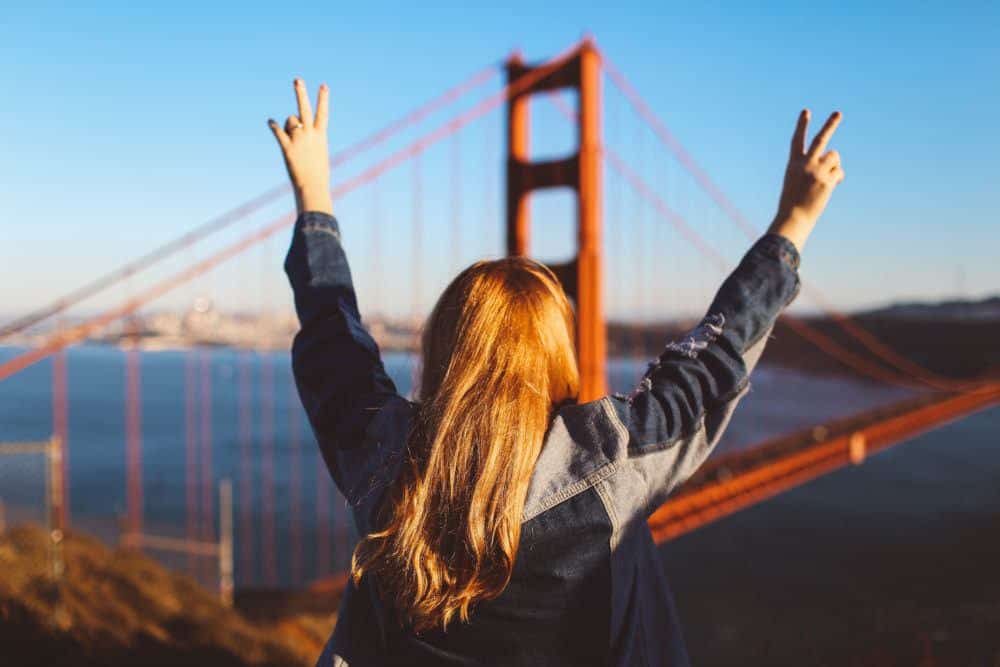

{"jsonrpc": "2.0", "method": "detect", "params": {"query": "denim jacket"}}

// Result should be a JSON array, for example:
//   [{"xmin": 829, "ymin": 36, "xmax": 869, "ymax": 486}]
[{"xmin": 285, "ymin": 211, "xmax": 801, "ymax": 667}]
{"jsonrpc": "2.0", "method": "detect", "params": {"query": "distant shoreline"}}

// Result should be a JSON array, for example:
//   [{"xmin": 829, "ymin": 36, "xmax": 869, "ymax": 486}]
[{"xmin": 4, "ymin": 306, "xmax": 998, "ymax": 383}]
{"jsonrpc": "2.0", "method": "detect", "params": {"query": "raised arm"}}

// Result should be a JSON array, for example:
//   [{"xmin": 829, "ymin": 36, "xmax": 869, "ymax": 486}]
[
  {"xmin": 271, "ymin": 80, "xmax": 400, "ymax": 496},
  {"xmin": 609, "ymin": 110, "xmax": 845, "ymax": 517}
]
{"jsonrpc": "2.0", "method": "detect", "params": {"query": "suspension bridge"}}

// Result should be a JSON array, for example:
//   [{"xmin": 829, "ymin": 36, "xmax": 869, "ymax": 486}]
[{"xmin": 0, "ymin": 38, "xmax": 997, "ymax": 598}]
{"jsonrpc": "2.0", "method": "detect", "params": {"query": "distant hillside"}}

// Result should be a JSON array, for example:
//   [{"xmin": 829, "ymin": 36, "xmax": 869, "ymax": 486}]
[
  {"xmin": 609, "ymin": 297, "xmax": 1000, "ymax": 381},
  {"xmin": 860, "ymin": 295, "xmax": 1000, "ymax": 321},
  {"xmin": 0, "ymin": 524, "xmax": 337, "ymax": 666}
]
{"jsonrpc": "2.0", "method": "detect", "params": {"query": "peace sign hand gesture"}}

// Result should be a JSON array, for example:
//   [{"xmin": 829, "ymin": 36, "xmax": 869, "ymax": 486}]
[
  {"xmin": 770, "ymin": 109, "xmax": 845, "ymax": 251},
  {"xmin": 269, "ymin": 79, "xmax": 333, "ymax": 216}
]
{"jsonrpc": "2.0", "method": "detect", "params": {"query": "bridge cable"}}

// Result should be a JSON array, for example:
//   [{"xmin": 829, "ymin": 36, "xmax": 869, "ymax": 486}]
[
  {"xmin": 0, "ymin": 42, "xmax": 585, "ymax": 383},
  {"xmin": 605, "ymin": 149, "xmax": 935, "ymax": 388},
  {"xmin": 547, "ymin": 72, "xmax": 970, "ymax": 392},
  {"xmin": 258, "ymin": 350, "xmax": 276, "ymax": 586},
  {"xmin": 199, "ymin": 350, "xmax": 215, "ymax": 584},
  {"xmin": 288, "ymin": 372, "xmax": 304, "ymax": 586},
  {"xmin": 184, "ymin": 350, "xmax": 199, "ymax": 576},
  {"xmin": 237, "ymin": 350, "xmax": 255, "ymax": 585},
  {"xmin": 0, "ymin": 64, "xmax": 498, "ymax": 341},
  {"xmin": 598, "ymin": 54, "xmax": 968, "ymax": 391}
]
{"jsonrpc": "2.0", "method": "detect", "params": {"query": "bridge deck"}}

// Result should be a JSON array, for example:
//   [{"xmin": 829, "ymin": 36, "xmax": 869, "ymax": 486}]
[{"xmin": 649, "ymin": 382, "xmax": 1000, "ymax": 542}]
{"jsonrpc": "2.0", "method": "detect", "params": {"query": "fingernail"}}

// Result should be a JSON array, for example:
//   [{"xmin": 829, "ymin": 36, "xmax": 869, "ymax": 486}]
[
  {"xmin": 267, "ymin": 118, "xmax": 275, "ymax": 126},
  {"xmin": 294, "ymin": 78, "xmax": 302, "ymax": 86}
]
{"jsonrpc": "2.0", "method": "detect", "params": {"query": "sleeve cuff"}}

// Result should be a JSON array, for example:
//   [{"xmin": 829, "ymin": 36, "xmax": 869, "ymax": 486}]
[
  {"xmin": 297, "ymin": 210, "xmax": 340, "ymax": 235},
  {"xmin": 751, "ymin": 233, "xmax": 801, "ymax": 272}
]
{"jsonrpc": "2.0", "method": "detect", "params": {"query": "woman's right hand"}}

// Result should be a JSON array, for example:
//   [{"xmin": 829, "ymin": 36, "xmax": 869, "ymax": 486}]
[
  {"xmin": 768, "ymin": 109, "xmax": 845, "ymax": 251},
  {"xmin": 268, "ymin": 78, "xmax": 333, "ymax": 216}
]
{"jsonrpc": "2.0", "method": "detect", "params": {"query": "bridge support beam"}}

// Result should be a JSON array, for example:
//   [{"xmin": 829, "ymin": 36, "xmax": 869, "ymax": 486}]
[{"xmin": 504, "ymin": 40, "xmax": 607, "ymax": 401}]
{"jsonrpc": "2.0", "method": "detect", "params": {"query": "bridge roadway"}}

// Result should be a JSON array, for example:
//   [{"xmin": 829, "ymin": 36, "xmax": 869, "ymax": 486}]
[{"xmin": 649, "ymin": 382, "xmax": 1000, "ymax": 542}]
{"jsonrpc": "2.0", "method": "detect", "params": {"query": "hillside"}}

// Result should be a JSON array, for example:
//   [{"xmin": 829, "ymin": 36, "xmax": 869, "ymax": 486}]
[
  {"xmin": 0, "ymin": 524, "xmax": 337, "ymax": 666},
  {"xmin": 861, "ymin": 294, "xmax": 1000, "ymax": 321},
  {"xmin": 609, "ymin": 311, "xmax": 1000, "ymax": 381}
]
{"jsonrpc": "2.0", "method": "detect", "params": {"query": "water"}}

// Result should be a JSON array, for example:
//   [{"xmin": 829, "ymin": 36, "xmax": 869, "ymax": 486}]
[
  {"xmin": 0, "ymin": 344, "xmax": 918, "ymax": 588},
  {"xmin": 661, "ymin": 399, "xmax": 1000, "ymax": 664}
]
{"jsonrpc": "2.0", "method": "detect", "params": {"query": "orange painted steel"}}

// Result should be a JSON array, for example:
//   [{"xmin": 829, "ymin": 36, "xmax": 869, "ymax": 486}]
[
  {"xmin": 505, "ymin": 39, "xmax": 607, "ymax": 401},
  {"xmin": 0, "ymin": 42, "xmax": 584, "ymax": 384},
  {"xmin": 544, "ymin": 92, "xmax": 944, "ymax": 390},
  {"xmin": 237, "ymin": 351, "xmax": 255, "ymax": 583},
  {"xmin": 648, "ymin": 383, "xmax": 1000, "ymax": 543},
  {"xmin": 51, "ymin": 350, "xmax": 68, "ymax": 530},
  {"xmin": 260, "ymin": 352, "xmax": 277, "ymax": 587},
  {"xmin": 199, "ymin": 350, "xmax": 215, "ymax": 583},
  {"xmin": 505, "ymin": 52, "xmax": 530, "ymax": 256},
  {"xmin": 288, "ymin": 369, "xmax": 304, "ymax": 586},
  {"xmin": 184, "ymin": 352, "xmax": 199, "ymax": 573},
  {"xmin": 125, "ymin": 343, "xmax": 143, "ymax": 541}
]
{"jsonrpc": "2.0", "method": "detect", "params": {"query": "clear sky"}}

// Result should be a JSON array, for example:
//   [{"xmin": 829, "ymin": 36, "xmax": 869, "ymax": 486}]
[{"xmin": 1, "ymin": 1, "xmax": 997, "ymax": 323}]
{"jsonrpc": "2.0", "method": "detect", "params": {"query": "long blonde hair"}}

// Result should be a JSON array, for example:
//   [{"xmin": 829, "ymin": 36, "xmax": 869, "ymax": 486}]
[{"xmin": 351, "ymin": 256, "xmax": 580, "ymax": 632}]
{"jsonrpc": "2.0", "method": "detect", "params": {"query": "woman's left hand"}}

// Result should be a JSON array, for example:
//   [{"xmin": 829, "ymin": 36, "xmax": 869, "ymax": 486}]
[{"xmin": 269, "ymin": 78, "xmax": 333, "ymax": 215}]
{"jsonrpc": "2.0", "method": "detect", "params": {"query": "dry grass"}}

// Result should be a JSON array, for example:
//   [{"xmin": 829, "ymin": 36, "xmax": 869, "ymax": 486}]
[{"xmin": 0, "ymin": 523, "xmax": 337, "ymax": 666}]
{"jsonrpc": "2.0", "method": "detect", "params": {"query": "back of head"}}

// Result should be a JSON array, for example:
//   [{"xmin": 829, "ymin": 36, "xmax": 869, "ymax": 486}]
[{"xmin": 352, "ymin": 256, "xmax": 580, "ymax": 631}]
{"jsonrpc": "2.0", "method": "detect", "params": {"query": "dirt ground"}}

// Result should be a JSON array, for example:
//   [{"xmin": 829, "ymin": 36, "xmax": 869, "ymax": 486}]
[{"xmin": 0, "ymin": 524, "xmax": 336, "ymax": 666}]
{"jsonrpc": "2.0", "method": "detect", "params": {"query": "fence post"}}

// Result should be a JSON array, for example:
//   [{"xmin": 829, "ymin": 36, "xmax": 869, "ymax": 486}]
[{"xmin": 219, "ymin": 478, "xmax": 234, "ymax": 606}]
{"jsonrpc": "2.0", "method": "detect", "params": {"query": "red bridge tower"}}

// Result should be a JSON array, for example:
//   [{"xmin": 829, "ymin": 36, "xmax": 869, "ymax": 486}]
[{"xmin": 505, "ymin": 40, "xmax": 607, "ymax": 401}]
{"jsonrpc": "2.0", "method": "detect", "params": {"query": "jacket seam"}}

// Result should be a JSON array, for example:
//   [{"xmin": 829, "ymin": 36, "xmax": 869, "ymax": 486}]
[
  {"xmin": 522, "ymin": 460, "xmax": 620, "ymax": 524},
  {"xmin": 522, "ymin": 396, "xmax": 631, "ymax": 523},
  {"xmin": 593, "ymin": 476, "xmax": 622, "ymax": 552},
  {"xmin": 601, "ymin": 395, "xmax": 631, "ymax": 450}
]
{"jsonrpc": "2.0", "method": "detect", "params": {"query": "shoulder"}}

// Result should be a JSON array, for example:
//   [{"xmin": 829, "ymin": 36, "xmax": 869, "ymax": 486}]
[{"xmin": 522, "ymin": 397, "xmax": 630, "ymax": 523}]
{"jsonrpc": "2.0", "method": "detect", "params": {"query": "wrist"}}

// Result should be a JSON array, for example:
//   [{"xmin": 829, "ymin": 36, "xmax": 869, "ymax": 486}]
[
  {"xmin": 767, "ymin": 211, "xmax": 814, "ymax": 253},
  {"xmin": 295, "ymin": 184, "xmax": 333, "ymax": 216}
]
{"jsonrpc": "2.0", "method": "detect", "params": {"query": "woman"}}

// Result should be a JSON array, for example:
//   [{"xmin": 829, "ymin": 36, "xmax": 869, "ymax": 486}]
[{"xmin": 270, "ymin": 79, "xmax": 843, "ymax": 666}]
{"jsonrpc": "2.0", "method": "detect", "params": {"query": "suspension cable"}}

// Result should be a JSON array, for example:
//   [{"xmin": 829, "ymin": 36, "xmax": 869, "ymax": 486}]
[
  {"xmin": 0, "ymin": 64, "xmax": 498, "ymax": 341},
  {"xmin": 599, "ymin": 52, "xmax": 967, "ymax": 391},
  {"xmin": 0, "ymin": 42, "xmax": 585, "ymax": 382}
]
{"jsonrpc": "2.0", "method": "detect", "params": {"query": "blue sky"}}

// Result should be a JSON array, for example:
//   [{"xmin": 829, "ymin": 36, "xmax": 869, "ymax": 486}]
[{"xmin": 1, "ymin": 1, "xmax": 997, "ymax": 322}]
